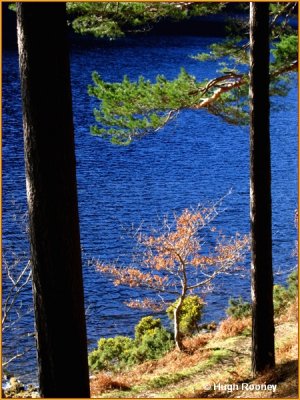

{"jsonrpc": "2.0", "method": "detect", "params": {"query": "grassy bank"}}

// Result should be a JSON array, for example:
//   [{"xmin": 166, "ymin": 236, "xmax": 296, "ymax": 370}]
[
  {"xmin": 4, "ymin": 277, "xmax": 298, "ymax": 398},
  {"xmin": 90, "ymin": 299, "xmax": 298, "ymax": 398}
]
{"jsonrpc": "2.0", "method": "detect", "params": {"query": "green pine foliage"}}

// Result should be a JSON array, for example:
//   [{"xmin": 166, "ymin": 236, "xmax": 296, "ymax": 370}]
[
  {"xmin": 166, "ymin": 296, "xmax": 204, "ymax": 336},
  {"xmin": 67, "ymin": 2, "xmax": 225, "ymax": 39},
  {"xmin": 88, "ymin": 4, "xmax": 297, "ymax": 143},
  {"xmin": 271, "ymin": 35, "xmax": 298, "ymax": 68},
  {"xmin": 88, "ymin": 68, "xmax": 203, "ymax": 144}
]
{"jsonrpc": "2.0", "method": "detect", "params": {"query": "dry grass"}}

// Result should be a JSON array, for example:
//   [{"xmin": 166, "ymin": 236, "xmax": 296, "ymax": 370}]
[
  {"xmin": 89, "ymin": 308, "xmax": 297, "ymax": 398},
  {"xmin": 232, "ymin": 360, "xmax": 299, "ymax": 399},
  {"xmin": 90, "ymin": 345, "xmax": 213, "ymax": 397},
  {"xmin": 277, "ymin": 340, "xmax": 295, "ymax": 359},
  {"xmin": 276, "ymin": 297, "xmax": 298, "ymax": 324},
  {"xmin": 90, "ymin": 373, "xmax": 130, "ymax": 395},
  {"xmin": 135, "ymin": 344, "xmax": 211, "ymax": 375},
  {"xmin": 272, "ymin": 360, "xmax": 298, "ymax": 398},
  {"xmin": 275, "ymin": 321, "xmax": 298, "ymax": 364},
  {"xmin": 183, "ymin": 332, "xmax": 213, "ymax": 352},
  {"xmin": 216, "ymin": 316, "xmax": 251, "ymax": 339}
]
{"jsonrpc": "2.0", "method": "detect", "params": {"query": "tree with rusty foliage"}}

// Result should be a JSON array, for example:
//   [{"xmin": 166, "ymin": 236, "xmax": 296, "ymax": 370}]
[{"xmin": 98, "ymin": 203, "xmax": 249, "ymax": 351}]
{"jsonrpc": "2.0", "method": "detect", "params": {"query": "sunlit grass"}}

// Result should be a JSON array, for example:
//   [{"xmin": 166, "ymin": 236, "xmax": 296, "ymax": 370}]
[{"xmin": 91, "ymin": 299, "xmax": 298, "ymax": 398}]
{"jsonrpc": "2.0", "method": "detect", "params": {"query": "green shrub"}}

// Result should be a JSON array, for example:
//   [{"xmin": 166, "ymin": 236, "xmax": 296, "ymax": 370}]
[
  {"xmin": 273, "ymin": 284, "xmax": 290, "ymax": 315},
  {"xmin": 167, "ymin": 295, "xmax": 204, "ymax": 336},
  {"xmin": 273, "ymin": 271, "xmax": 298, "ymax": 315},
  {"xmin": 134, "ymin": 316, "xmax": 162, "ymax": 342},
  {"xmin": 227, "ymin": 271, "xmax": 298, "ymax": 320},
  {"xmin": 226, "ymin": 296, "xmax": 251, "ymax": 319},
  {"xmin": 287, "ymin": 270, "xmax": 298, "ymax": 298},
  {"xmin": 136, "ymin": 326, "xmax": 174, "ymax": 360},
  {"xmin": 89, "ymin": 316, "xmax": 174, "ymax": 372},
  {"xmin": 88, "ymin": 336, "xmax": 135, "ymax": 371},
  {"xmin": 134, "ymin": 316, "xmax": 174, "ymax": 360}
]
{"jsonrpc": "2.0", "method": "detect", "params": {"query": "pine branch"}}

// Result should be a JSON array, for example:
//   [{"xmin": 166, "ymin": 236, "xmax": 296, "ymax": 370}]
[{"xmin": 195, "ymin": 74, "xmax": 246, "ymax": 109}]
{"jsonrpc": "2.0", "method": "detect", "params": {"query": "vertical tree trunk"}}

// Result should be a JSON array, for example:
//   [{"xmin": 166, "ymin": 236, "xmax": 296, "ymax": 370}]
[
  {"xmin": 249, "ymin": 2, "xmax": 275, "ymax": 375},
  {"xmin": 174, "ymin": 296, "xmax": 184, "ymax": 351},
  {"xmin": 16, "ymin": 3, "xmax": 90, "ymax": 397}
]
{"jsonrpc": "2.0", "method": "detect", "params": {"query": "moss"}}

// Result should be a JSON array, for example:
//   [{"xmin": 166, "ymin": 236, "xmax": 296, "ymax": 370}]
[
  {"xmin": 208, "ymin": 348, "xmax": 231, "ymax": 364},
  {"xmin": 146, "ymin": 373, "xmax": 184, "ymax": 389}
]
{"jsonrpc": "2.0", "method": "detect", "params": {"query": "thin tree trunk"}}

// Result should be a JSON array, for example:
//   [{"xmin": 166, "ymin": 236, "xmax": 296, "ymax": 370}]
[
  {"xmin": 249, "ymin": 2, "xmax": 275, "ymax": 375},
  {"xmin": 174, "ymin": 296, "xmax": 184, "ymax": 351},
  {"xmin": 16, "ymin": 3, "xmax": 90, "ymax": 397}
]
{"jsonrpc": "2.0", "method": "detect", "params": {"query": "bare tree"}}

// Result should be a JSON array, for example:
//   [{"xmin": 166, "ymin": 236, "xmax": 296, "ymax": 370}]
[{"xmin": 2, "ymin": 253, "xmax": 33, "ymax": 369}]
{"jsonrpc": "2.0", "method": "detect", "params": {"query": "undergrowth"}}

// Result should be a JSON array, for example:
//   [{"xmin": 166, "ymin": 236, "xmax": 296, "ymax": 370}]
[
  {"xmin": 89, "ymin": 316, "xmax": 174, "ymax": 372},
  {"xmin": 89, "ymin": 271, "xmax": 298, "ymax": 398}
]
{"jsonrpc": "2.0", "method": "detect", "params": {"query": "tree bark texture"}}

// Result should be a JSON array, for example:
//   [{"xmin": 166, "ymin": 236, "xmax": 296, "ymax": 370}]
[
  {"xmin": 16, "ymin": 3, "xmax": 90, "ymax": 397},
  {"xmin": 249, "ymin": 2, "xmax": 275, "ymax": 375}
]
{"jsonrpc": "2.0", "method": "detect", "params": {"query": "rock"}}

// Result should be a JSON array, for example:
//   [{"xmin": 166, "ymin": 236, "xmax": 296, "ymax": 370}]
[{"xmin": 4, "ymin": 377, "xmax": 39, "ymax": 398}]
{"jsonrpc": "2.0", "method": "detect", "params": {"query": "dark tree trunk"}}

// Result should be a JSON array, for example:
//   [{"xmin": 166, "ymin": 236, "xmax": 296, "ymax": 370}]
[
  {"xmin": 249, "ymin": 2, "xmax": 275, "ymax": 375},
  {"xmin": 16, "ymin": 3, "xmax": 90, "ymax": 397}
]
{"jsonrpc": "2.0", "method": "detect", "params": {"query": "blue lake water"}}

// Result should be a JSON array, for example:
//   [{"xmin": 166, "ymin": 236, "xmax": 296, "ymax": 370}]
[{"xmin": 2, "ymin": 35, "xmax": 298, "ymax": 384}]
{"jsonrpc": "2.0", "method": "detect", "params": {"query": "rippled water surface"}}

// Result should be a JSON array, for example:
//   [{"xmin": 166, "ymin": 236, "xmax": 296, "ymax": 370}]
[{"xmin": 2, "ymin": 35, "xmax": 297, "ymax": 384}]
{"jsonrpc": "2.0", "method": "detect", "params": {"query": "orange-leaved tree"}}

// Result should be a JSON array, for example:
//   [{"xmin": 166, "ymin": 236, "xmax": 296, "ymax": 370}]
[{"xmin": 98, "ymin": 204, "xmax": 249, "ymax": 351}]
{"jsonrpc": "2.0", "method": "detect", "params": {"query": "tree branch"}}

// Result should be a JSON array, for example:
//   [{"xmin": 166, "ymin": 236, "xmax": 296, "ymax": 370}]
[
  {"xmin": 192, "ymin": 61, "xmax": 297, "ymax": 110},
  {"xmin": 2, "ymin": 345, "xmax": 35, "ymax": 368}
]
